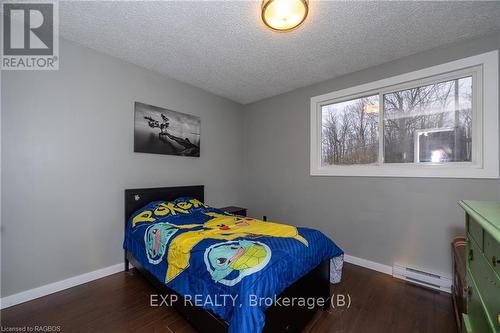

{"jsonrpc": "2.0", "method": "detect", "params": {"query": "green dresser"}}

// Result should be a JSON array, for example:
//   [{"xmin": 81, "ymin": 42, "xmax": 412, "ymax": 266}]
[{"xmin": 459, "ymin": 201, "xmax": 500, "ymax": 333}]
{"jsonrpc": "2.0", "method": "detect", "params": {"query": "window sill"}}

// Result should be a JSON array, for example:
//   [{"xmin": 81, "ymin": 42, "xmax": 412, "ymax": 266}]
[{"xmin": 310, "ymin": 164, "xmax": 498, "ymax": 179}]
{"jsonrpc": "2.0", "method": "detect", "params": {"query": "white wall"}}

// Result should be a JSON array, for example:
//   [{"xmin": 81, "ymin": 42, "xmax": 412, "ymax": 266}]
[
  {"xmin": 242, "ymin": 32, "xmax": 500, "ymax": 278},
  {"xmin": 1, "ymin": 39, "xmax": 244, "ymax": 297}
]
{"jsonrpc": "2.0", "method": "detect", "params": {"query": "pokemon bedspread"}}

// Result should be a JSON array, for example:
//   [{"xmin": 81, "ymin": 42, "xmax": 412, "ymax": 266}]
[{"xmin": 123, "ymin": 198, "xmax": 343, "ymax": 333}]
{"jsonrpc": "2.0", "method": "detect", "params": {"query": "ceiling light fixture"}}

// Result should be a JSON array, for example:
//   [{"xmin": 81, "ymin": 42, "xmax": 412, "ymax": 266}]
[{"xmin": 261, "ymin": 0, "xmax": 309, "ymax": 32}]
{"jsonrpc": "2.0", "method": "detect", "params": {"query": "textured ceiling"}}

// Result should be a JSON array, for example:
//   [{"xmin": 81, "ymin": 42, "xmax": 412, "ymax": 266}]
[{"xmin": 60, "ymin": 1, "xmax": 500, "ymax": 104}]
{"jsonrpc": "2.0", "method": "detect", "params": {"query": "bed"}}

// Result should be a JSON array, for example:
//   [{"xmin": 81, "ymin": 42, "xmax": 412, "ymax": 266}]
[{"xmin": 123, "ymin": 185, "xmax": 343, "ymax": 333}]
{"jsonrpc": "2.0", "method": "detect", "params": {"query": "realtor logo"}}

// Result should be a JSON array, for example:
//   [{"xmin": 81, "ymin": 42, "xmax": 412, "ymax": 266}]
[{"xmin": 1, "ymin": 1, "xmax": 59, "ymax": 70}]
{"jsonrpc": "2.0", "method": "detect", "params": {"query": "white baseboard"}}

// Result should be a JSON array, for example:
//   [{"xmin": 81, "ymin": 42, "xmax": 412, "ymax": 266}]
[
  {"xmin": 0, "ymin": 263, "xmax": 124, "ymax": 310},
  {"xmin": 0, "ymin": 254, "xmax": 446, "ymax": 309},
  {"xmin": 344, "ymin": 254, "xmax": 393, "ymax": 275}
]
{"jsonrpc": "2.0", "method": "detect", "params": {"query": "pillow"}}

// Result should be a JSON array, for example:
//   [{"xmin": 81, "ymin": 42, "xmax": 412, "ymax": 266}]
[
  {"xmin": 170, "ymin": 197, "xmax": 211, "ymax": 213},
  {"xmin": 130, "ymin": 197, "xmax": 212, "ymax": 228}
]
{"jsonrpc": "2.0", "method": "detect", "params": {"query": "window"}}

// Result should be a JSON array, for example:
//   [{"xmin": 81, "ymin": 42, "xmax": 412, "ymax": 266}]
[
  {"xmin": 310, "ymin": 51, "xmax": 498, "ymax": 178},
  {"xmin": 383, "ymin": 76, "xmax": 472, "ymax": 164},
  {"xmin": 322, "ymin": 94, "xmax": 379, "ymax": 165}
]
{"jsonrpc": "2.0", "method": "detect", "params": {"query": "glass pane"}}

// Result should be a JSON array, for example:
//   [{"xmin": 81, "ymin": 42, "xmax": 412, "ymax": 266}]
[
  {"xmin": 321, "ymin": 95, "xmax": 379, "ymax": 165},
  {"xmin": 383, "ymin": 76, "xmax": 472, "ymax": 163}
]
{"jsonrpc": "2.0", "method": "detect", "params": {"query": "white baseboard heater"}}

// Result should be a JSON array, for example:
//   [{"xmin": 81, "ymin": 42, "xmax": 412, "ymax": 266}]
[{"xmin": 392, "ymin": 264, "xmax": 452, "ymax": 293}]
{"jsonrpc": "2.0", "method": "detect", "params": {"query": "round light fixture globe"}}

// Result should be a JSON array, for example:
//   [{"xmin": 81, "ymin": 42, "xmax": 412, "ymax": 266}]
[{"xmin": 261, "ymin": 0, "xmax": 309, "ymax": 32}]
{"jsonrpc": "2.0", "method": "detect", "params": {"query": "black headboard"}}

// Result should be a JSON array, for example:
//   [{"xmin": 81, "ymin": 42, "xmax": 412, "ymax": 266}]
[{"xmin": 124, "ymin": 185, "xmax": 204, "ymax": 222}]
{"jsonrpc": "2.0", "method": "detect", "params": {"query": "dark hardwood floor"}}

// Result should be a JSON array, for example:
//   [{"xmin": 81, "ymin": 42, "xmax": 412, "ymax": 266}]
[
  {"xmin": 305, "ymin": 264, "xmax": 457, "ymax": 333},
  {"xmin": 1, "ymin": 263, "xmax": 456, "ymax": 333}
]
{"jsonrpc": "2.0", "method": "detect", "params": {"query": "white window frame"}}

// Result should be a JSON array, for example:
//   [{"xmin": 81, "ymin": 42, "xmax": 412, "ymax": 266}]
[{"xmin": 310, "ymin": 50, "xmax": 498, "ymax": 178}]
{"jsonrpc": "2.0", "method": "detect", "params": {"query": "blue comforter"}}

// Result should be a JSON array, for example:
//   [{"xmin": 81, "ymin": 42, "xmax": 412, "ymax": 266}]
[{"xmin": 123, "ymin": 198, "xmax": 343, "ymax": 333}]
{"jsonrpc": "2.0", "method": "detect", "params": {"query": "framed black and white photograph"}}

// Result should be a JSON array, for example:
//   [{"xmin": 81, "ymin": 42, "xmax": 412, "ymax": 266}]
[{"xmin": 134, "ymin": 102, "xmax": 200, "ymax": 157}]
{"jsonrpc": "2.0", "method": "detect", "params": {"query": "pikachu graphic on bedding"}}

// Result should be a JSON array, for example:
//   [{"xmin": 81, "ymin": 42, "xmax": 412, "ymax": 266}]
[{"xmin": 165, "ymin": 212, "xmax": 308, "ymax": 282}]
